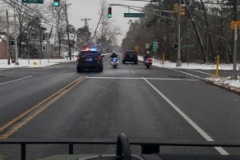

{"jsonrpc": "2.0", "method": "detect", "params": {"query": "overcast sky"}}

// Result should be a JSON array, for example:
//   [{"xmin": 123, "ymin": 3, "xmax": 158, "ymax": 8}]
[
  {"xmin": 63, "ymin": 0, "xmax": 148, "ymax": 45},
  {"xmin": 1, "ymin": 0, "xmax": 149, "ymax": 45}
]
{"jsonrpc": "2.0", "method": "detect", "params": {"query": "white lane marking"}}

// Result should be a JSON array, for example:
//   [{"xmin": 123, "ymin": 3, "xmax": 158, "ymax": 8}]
[
  {"xmin": 168, "ymin": 68, "xmax": 203, "ymax": 79},
  {"xmin": 86, "ymin": 77, "xmax": 199, "ymax": 81},
  {"xmin": 87, "ymin": 77, "xmax": 141, "ymax": 79},
  {"xmin": 0, "ymin": 76, "xmax": 32, "ymax": 86},
  {"xmin": 142, "ymin": 77, "xmax": 229, "ymax": 155},
  {"xmin": 193, "ymin": 70, "xmax": 212, "ymax": 76}
]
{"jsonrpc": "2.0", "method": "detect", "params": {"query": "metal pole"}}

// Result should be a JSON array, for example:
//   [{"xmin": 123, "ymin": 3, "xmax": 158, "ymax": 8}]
[
  {"xmin": 206, "ymin": 34, "xmax": 209, "ymax": 61},
  {"xmin": 47, "ymin": 35, "xmax": 50, "ymax": 63},
  {"xmin": 14, "ymin": 8, "xmax": 19, "ymax": 65},
  {"xmin": 65, "ymin": 3, "xmax": 71, "ymax": 60},
  {"xmin": 27, "ymin": 28, "xmax": 30, "ymax": 65},
  {"xmin": 176, "ymin": 1, "xmax": 181, "ymax": 66},
  {"xmin": 6, "ymin": 10, "xmax": 10, "ymax": 65},
  {"xmin": 215, "ymin": 55, "xmax": 220, "ymax": 77},
  {"xmin": 233, "ymin": 24, "xmax": 237, "ymax": 79},
  {"xmin": 39, "ymin": 28, "xmax": 42, "ymax": 65}
]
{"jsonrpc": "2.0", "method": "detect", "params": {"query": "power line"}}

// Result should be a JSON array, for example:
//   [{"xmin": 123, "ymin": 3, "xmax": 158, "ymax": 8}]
[
  {"xmin": 1, "ymin": 0, "xmax": 59, "ymax": 28},
  {"xmin": 81, "ymin": 18, "xmax": 91, "ymax": 27},
  {"xmin": 70, "ymin": 5, "xmax": 85, "ymax": 17}
]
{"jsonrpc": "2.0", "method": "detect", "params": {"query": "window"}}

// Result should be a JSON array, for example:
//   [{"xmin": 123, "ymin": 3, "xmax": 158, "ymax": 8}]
[
  {"xmin": 42, "ymin": 45, "xmax": 46, "ymax": 51},
  {"xmin": 42, "ymin": 33, "xmax": 46, "ymax": 41},
  {"xmin": 31, "ymin": 31, "xmax": 38, "ymax": 40}
]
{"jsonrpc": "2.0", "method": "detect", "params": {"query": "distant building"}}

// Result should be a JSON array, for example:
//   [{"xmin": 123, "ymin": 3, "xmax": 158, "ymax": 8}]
[
  {"xmin": 28, "ymin": 25, "xmax": 55, "ymax": 58},
  {"xmin": 0, "ymin": 35, "xmax": 7, "ymax": 59}
]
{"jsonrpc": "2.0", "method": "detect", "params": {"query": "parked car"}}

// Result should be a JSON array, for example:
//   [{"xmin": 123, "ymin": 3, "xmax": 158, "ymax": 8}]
[{"xmin": 122, "ymin": 50, "xmax": 138, "ymax": 64}]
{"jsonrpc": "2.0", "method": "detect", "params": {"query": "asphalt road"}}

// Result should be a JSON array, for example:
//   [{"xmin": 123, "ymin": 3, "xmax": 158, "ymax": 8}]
[{"xmin": 0, "ymin": 54, "xmax": 240, "ymax": 159}]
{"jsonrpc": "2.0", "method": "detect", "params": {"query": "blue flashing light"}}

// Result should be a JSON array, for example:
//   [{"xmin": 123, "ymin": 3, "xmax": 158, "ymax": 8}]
[{"xmin": 90, "ymin": 47, "xmax": 97, "ymax": 51}]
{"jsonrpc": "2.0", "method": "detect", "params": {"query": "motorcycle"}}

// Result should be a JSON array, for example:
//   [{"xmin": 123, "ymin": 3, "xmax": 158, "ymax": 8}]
[
  {"xmin": 110, "ymin": 57, "xmax": 119, "ymax": 68},
  {"xmin": 144, "ymin": 57, "xmax": 153, "ymax": 69}
]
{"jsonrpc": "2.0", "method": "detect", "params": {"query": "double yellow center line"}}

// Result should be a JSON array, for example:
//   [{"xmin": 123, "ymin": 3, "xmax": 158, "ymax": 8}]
[{"xmin": 0, "ymin": 76, "xmax": 86, "ymax": 139}]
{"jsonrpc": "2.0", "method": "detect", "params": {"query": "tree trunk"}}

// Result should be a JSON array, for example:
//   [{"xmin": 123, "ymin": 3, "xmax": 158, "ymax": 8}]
[
  {"xmin": 185, "ymin": 4, "xmax": 207, "ymax": 63},
  {"xmin": 200, "ymin": 0, "xmax": 214, "ymax": 62},
  {"xmin": 19, "ymin": 25, "xmax": 22, "ymax": 58},
  {"xmin": 58, "ymin": 32, "xmax": 61, "ymax": 58}
]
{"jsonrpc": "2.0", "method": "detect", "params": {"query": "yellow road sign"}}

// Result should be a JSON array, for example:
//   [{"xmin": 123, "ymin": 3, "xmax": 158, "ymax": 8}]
[
  {"xmin": 231, "ymin": 21, "xmax": 240, "ymax": 30},
  {"xmin": 135, "ymin": 45, "xmax": 139, "ymax": 51}
]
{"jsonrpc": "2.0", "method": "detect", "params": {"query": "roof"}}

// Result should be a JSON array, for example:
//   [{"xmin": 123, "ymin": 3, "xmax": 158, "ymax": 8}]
[{"xmin": 0, "ymin": 35, "xmax": 6, "ymax": 43}]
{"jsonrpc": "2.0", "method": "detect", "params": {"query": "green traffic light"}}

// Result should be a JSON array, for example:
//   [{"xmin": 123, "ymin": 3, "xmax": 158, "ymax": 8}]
[
  {"xmin": 108, "ymin": 14, "xmax": 112, "ymax": 18},
  {"xmin": 54, "ymin": 1, "xmax": 59, "ymax": 7}
]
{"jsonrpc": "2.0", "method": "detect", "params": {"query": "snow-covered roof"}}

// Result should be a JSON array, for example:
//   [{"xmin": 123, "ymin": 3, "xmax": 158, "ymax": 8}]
[{"xmin": 0, "ymin": 35, "xmax": 6, "ymax": 43}]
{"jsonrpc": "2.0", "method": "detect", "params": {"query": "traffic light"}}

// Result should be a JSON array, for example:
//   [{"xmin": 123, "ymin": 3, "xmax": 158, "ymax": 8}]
[
  {"xmin": 180, "ymin": 4, "xmax": 185, "ymax": 16},
  {"xmin": 9, "ymin": 40, "xmax": 15, "ymax": 45},
  {"xmin": 173, "ymin": 4, "xmax": 178, "ymax": 13},
  {"xmin": 53, "ymin": 0, "xmax": 60, "ymax": 7},
  {"xmin": 108, "ymin": 7, "xmax": 112, "ymax": 18},
  {"xmin": 172, "ymin": 43, "xmax": 178, "ymax": 49}
]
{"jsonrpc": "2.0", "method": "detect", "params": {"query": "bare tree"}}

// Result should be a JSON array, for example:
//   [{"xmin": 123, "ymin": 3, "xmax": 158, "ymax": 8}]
[
  {"xmin": 97, "ymin": 0, "xmax": 122, "ymax": 49},
  {"xmin": 0, "ymin": 8, "xmax": 7, "ymax": 31},
  {"xmin": 47, "ymin": 0, "xmax": 66, "ymax": 57},
  {"xmin": 14, "ymin": 2, "xmax": 39, "ymax": 57}
]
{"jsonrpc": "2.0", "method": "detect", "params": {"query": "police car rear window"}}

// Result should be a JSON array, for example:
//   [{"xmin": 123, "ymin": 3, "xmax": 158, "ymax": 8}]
[
  {"xmin": 125, "ymin": 51, "xmax": 137, "ymax": 55},
  {"xmin": 80, "ymin": 51, "xmax": 99, "ymax": 57}
]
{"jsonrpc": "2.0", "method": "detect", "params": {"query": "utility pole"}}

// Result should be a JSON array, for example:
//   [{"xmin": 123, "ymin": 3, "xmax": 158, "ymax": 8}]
[
  {"xmin": 81, "ymin": 18, "xmax": 91, "ymax": 27},
  {"xmin": 65, "ymin": 3, "xmax": 71, "ymax": 60},
  {"xmin": 176, "ymin": 0, "xmax": 181, "ymax": 67},
  {"xmin": 27, "ymin": 27, "xmax": 30, "ymax": 65},
  {"xmin": 232, "ymin": 0, "xmax": 238, "ymax": 79},
  {"xmin": 56, "ymin": 7, "xmax": 62, "ymax": 58},
  {"xmin": 47, "ymin": 26, "xmax": 52, "ymax": 62},
  {"xmin": 14, "ymin": 8, "xmax": 19, "ymax": 65},
  {"xmin": 6, "ymin": 10, "xmax": 10, "ymax": 65},
  {"xmin": 81, "ymin": 18, "xmax": 91, "ymax": 43}
]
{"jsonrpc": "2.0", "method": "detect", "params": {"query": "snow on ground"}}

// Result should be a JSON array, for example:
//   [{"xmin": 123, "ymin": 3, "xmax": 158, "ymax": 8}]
[
  {"xmin": 0, "ymin": 58, "xmax": 75, "ymax": 68},
  {"xmin": 0, "ymin": 56, "xmax": 239, "ymax": 91}
]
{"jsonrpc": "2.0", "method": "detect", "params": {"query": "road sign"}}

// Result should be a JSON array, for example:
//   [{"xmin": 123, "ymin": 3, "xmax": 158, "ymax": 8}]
[
  {"xmin": 172, "ymin": 43, "xmax": 178, "ymax": 49},
  {"xmin": 153, "ymin": 41, "xmax": 158, "ymax": 52},
  {"xmin": 22, "ymin": 0, "xmax": 43, "ymax": 4},
  {"xmin": 145, "ymin": 43, "xmax": 150, "ymax": 49},
  {"xmin": 182, "ymin": 44, "xmax": 194, "ymax": 48},
  {"xmin": 134, "ymin": 45, "xmax": 139, "ymax": 51},
  {"xmin": 124, "ymin": 13, "xmax": 145, "ymax": 18},
  {"xmin": 231, "ymin": 21, "xmax": 240, "ymax": 30}
]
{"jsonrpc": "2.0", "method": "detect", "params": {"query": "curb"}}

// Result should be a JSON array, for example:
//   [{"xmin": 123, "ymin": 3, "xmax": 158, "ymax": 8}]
[{"xmin": 204, "ymin": 79, "xmax": 240, "ymax": 95}]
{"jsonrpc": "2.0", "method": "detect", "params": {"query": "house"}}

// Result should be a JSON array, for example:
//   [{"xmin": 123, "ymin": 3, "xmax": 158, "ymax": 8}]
[
  {"xmin": 28, "ymin": 25, "xmax": 55, "ymax": 58},
  {"xmin": 28, "ymin": 22, "xmax": 77, "ymax": 58},
  {"xmin": 0, "ymin": 35, "xmax": 7, "ymax": 59}
]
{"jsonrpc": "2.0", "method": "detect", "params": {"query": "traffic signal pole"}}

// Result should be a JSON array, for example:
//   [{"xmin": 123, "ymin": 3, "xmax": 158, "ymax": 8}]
[
  {"xmin": 65, "ymin": 3, "xmax": 71, "ymax": 60},
  {"xmin": 232, "ymin": 0, "xmax": 238, "ymax": 79},
  {"xmin": 6, "ymin": 10, "xmax": 10, "ymax": 65},
  {"xmin": 176, "ymin": 0, "xmax": 181, "ymax": 67},
  {"xmin": 13, "ymin": 8, "xmax": 19, "ymax": 65}
]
